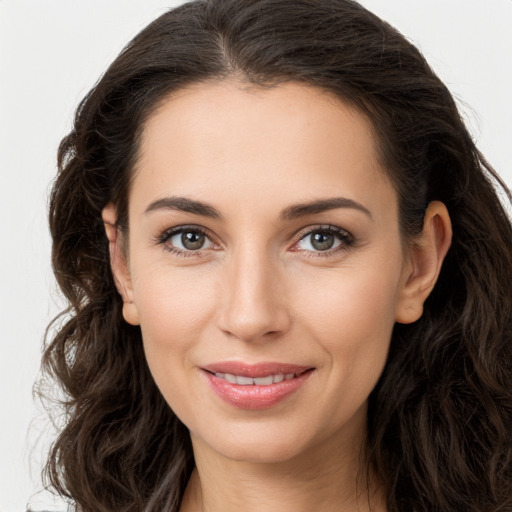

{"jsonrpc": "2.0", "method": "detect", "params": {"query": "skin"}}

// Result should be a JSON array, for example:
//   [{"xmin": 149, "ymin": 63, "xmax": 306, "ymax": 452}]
[{"xmin": 103, "ymin": 81, "xmax": 451, "ymax": 512}]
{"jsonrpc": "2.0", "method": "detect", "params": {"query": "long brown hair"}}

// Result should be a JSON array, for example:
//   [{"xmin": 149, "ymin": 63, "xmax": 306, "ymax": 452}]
[{"xmin": 42, "ymin": 1, "xmax": 512, "ymax": 510}]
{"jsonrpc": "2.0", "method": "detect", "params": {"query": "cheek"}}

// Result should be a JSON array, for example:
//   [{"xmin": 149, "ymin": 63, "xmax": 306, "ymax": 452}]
[
  {"xmin": 296, "ymin": 262, "xmax": 399, "ymax": 334},
  {"xmin": 131, "ymin": 265, "xmax": 218, "ymax": 384},
  {"xmin": 134, "ymin": 265, "xmax": 217, "ymax": 334},
  {"xmin": 130, "ymin": 266, "xmax": 221, "ymax": 424},
  {"xmin": 292, "ymin": 259, "xmax": 402, "ymax": 386},
  {"xmin": 287, "ymin": 265, "xmax": 400, "ymax": 436}
]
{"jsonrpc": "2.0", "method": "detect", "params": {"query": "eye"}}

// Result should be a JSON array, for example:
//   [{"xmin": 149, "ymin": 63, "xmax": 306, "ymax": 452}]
[
  {"xmin": 171, "ymin": 230, "xmax": 211, "ymax": 250},
  {"xmin": 293, "ymin": 226, "xmax": 354, "ymax": 254},
  {"xmin": 158, "ymin": 226, "xmax": 217, "ymax": 254}
]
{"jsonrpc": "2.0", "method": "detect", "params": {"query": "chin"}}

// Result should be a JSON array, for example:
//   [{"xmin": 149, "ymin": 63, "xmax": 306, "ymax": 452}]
[
  {"xmin": 214, "ymin": 441, "xmax": 308, "ymax": 464},
  {"xmin": 191, "ymin": 421, "xmax": 334, "ymax": 465}
]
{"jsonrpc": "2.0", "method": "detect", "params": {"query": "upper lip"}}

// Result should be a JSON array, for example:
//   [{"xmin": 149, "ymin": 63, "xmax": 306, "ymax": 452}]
[{"xmin": 201, "ymin": 361, "xmax": 312, "ymax": 378}]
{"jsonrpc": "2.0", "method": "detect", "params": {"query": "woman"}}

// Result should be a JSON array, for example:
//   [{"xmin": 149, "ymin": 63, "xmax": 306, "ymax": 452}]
[{"xmin": 42, "ymin": 0, "xmax": 512, "ymax": 510}]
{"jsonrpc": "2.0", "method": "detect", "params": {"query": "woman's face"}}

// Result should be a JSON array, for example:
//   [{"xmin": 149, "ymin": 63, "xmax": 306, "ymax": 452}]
[{"xmin": 114, "ymin": 82, "xmax": 418, "ymax": 463}]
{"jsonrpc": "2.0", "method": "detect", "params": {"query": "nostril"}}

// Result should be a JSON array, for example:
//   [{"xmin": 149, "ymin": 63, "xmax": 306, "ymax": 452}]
[{"xmin": 217, "ymin": 307, "xmax": 291, "ymax": 343}]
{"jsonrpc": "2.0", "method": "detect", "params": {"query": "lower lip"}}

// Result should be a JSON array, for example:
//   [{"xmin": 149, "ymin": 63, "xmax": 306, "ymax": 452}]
[{"xmin": 203, "ymin": 370, "xmax": 313, "ymax": 410}]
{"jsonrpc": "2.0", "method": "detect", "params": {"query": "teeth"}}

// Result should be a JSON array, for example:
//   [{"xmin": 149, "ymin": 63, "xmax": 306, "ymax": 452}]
[
  {"xmin": 214, "ymin": 372, "xmax": 295, "ymax": 385},
  {"xmin": 254, "ymin": 375, "xmax": 274, "ymax": 385},
  {"xmin": 225, "ymin": 373, "xmax": 237, "ymax": 384},
  {"xmin": 236, "ymin": 375, "xmax": 254, "ymax": 385}
]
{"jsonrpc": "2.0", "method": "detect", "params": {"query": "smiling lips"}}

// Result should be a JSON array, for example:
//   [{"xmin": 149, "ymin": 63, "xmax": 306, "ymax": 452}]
[
  {"xmin": 202, "ymin": 362, "xmax": 313, "ymax": 409},
  {"xmin": 213, "ymin": 372, "xmax": 296, "ymax": 385}
]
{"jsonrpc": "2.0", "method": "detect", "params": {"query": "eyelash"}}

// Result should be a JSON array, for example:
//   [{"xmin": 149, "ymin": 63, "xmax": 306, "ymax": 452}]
[
  {"xmin": 155, "ymin": 225, "xmax": 217, "ymax": 258},
  {"xmin": 155, "ymin": 224, "xmax": 355, "ymax": 258},
  {"xmin": 291, "ymin": 224, "xmax": 355, "ymax": 258}
]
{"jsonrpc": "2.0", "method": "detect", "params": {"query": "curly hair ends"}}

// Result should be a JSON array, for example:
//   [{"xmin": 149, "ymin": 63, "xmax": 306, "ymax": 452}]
[{"xmin": 42, "ymin": 0, "xmax": 512, "ymax": 510}]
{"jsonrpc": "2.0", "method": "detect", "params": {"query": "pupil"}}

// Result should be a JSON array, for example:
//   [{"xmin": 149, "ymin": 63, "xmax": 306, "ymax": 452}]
[
  {"xmin": 312, "ymin": 232, "xmax": 334, "ymax": 251},
  {"xmin": 182, "ymin": 231, "xmax": 205, "ymax": 250}
]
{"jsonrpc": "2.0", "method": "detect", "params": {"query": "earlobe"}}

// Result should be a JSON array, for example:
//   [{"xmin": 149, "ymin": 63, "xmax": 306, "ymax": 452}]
[
  {"xmin": 395, "ymin": 201, "xmax": 452, "ymax": 324},
  {"xmin": 102, "ymin": 204, "xmax": 140, "ymax": 326}
]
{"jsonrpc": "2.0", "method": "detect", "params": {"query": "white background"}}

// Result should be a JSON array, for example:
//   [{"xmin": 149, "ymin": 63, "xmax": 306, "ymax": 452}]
[{"xmin": 1, "ymin": 1, "xmax": 511, "ymax": 510}]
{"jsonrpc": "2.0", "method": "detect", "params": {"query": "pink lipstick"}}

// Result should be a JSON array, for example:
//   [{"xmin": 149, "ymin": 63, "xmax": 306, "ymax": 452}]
[{"xmin": 201, "ymin": 362, "xmax": 314, "ymax": 410}]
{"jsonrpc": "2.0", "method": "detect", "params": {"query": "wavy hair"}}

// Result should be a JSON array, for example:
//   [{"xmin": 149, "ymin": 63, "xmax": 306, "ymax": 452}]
[{"xmin": 42, "ymin": 0, "xmax": 512, "ymax": 510}]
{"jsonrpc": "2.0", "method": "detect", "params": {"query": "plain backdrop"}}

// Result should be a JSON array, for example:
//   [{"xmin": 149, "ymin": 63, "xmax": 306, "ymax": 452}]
[{"xmin": 1, "ymin": 1, "xmax": 511, "ymax": 510}]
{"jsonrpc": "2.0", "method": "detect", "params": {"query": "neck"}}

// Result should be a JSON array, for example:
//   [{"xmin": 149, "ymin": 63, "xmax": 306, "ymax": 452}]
[{"xmin": 180, "ymin": 426, "xmax": 386, "ymax": 512}]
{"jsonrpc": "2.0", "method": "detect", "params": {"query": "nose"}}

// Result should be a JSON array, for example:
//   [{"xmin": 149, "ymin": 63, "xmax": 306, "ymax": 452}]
[{"xmin": 216, "ymin": 245, "xmax": 291, "ymax": 343}]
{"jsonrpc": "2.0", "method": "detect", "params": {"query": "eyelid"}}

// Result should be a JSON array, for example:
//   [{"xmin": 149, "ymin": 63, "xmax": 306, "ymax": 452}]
[
  {"xmin": 289, "ymin": 224, "xmax": 355, "ymax": 255},
  {"xmin": 154, "ymin": 223, "xmax": 355, "ymax": 258},
  {"xmin": 155, "ymin": 224, "xmax": 221, "ymax": 255}
]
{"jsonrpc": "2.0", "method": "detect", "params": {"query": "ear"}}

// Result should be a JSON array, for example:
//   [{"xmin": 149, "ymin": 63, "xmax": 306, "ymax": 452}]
[
  {"xmin": 102, "ymin": 204, "xmax": 140, "ymax": 326},
  {"xmin": 395, "ymin": 201, "xmax": 452, "ymax": 324}
]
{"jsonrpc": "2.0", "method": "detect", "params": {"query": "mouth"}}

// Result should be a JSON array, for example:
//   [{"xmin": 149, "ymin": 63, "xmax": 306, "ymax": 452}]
[
  {"xmin": 201, "ymin": 362, "xmax": 315, "ymax": 409},
  {"xmin": 205, "ymin": 370, "xmax": 309, "ymax": 386}
]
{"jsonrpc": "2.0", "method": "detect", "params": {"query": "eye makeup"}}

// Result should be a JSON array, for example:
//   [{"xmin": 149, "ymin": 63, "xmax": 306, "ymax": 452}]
[
  {"xmin": 154, "ymin": 224, "xmax": 220, "ymax": 258},
  {"xmin": 154, "ymin": 222, "xmax": 356, "ymax": 260},
  {"xmin": 290, "ymin": 224, "xmax": 356, "ymax": 259}
]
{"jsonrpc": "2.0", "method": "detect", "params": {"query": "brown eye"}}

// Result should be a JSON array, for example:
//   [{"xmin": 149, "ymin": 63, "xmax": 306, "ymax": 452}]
[
  {"xmin": 310, "ymin": 232, "xmax": 335, "ymax": 251},
  {"xmin": 181, "ymin": 231, "xmax": 206, "ymax": 250},
  {"xmin": 295, "ymin": 227, "xmax": 353, "ymax": 254},
  {"xmin": 164, "ymin": 228, "xmax": 215, "ymax": 252}
]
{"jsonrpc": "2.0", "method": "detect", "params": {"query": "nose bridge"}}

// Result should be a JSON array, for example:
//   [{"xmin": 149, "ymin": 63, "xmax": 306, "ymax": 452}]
[{"xmin": 218, "ymin": 239, "xmax": 289, "ymax": 342}]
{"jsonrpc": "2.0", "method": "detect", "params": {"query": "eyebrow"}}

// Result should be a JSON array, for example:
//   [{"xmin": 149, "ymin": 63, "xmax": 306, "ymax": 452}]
[
  {"xmin": 280, "ymin": 197, "xmax": 372, "ymax": 220},
  {"xmin": 144, "ymin": 195, "xmax": 371, "ymax": 221},
  {"xmin": 144, "ymin": 196, "xmax": 222, "ymax": 219}
]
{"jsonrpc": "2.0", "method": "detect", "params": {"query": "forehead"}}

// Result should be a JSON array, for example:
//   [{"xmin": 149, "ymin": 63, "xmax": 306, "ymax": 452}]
[{"xmin": 130, "ymin": 81, "xmax": 396, "ymax": 219}]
